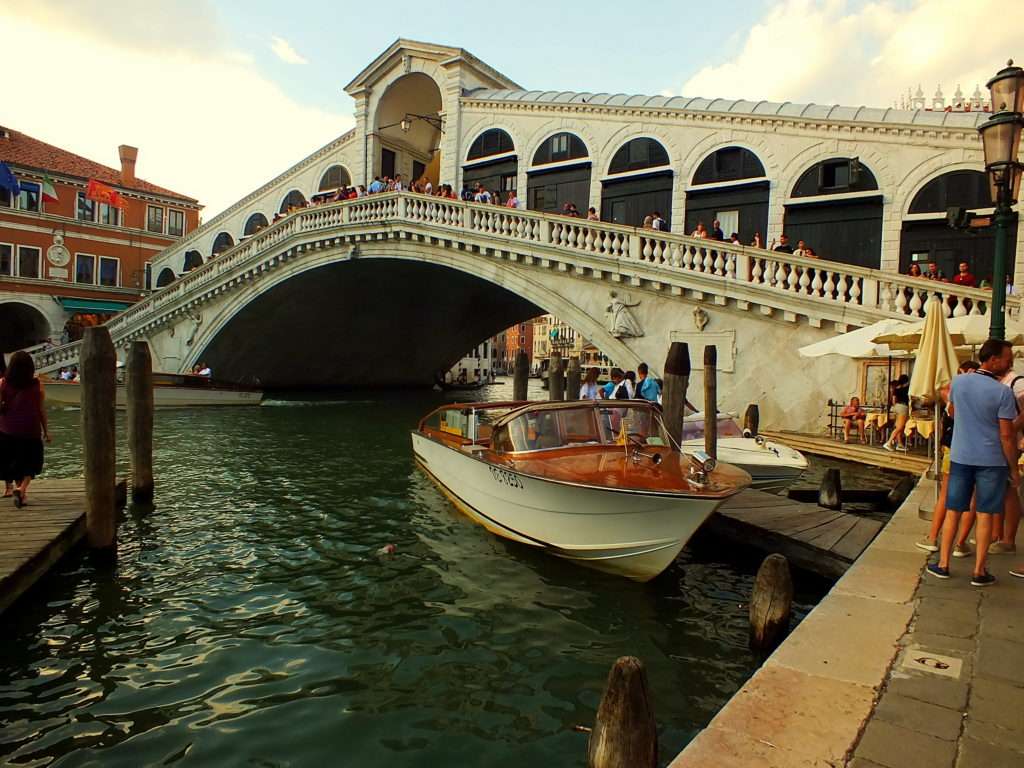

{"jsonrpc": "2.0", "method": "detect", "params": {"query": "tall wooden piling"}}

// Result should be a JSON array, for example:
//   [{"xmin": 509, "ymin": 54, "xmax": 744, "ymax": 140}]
[
  {"xmin": 749, "ymin": 554, "xmax": 794, "ymax": 653},
  {"xmin": 819, "ymin": 468, "xmax": 842, "ymax": 511},
  {"xmin": 126, "ymin": 340, "xmax": 154, "ymax": 503},
  {"xmin": 566, "ymin": 357, "xmax": 581, "ymax": 401},
  {"xmin": 548, "ymin": 351, "xmax": 565, "ymax": 401},
  {"xmin": 662, "ymin": 342, "xmax": 690, "ymax": 449},
  {"xmin": 513, "ymin": 350, "xmax": 529, "ymax": 401},
  {"xmin": 587, "ymin": 656, "xmax": 658, "ymax": 768},
  {"xmin": 742, "ymin": 403, "xmax": 760, "ymax": 437},
  {"xmin": 703, "ymin": 345, "xmax": 718, "ymax": 460},
  {"xmin": 80, "ymin": 326, "xmax": 117, "ymax": 551}
]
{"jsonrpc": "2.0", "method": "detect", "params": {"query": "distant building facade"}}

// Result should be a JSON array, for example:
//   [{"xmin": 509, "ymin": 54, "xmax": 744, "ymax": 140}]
[{"xmin": 0, "ymin": 126, "xmax": 200, "ymax": 351}]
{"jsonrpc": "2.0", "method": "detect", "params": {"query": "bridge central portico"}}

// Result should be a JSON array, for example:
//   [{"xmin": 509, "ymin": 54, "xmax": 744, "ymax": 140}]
[{"xmin": 32, "ymin": 192, "xmax": 1014, "ymax": 431}]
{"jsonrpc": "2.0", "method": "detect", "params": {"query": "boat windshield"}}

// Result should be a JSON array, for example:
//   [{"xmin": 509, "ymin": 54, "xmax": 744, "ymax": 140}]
[
  {"xmin": 682, "ymin": 416, "xmax": 743, "ymax": 441},
  {"xmin": 421, "ymin": 405, "xmax": 512, "ymax": 443},
  {"xmin": 493, "ymin": 404, "xmax": 671, "ymax": 453}
]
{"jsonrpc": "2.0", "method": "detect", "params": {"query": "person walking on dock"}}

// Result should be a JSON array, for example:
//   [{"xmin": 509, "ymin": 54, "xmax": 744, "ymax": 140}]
[
  {"xmin": 0, "ymin": 351, "xmax": 51, "ymax": 508},
  {"xmin": 927, "ymin": 340, "xmax": 1018, "ymax": 586},
  {"xmin": 0, "ymin": 352, "xmax": 11, "ymax": 500}
]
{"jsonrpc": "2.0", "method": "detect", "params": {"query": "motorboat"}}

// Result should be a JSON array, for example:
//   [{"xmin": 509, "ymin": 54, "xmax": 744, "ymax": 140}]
[
  {"xmin": 681, "ymin": 412, "xmax": 807, "ymax": 493},
  {"xmin": 411, "ymin": 400, "xmax": 750, "ymax": 581},
  {"xmin": 43, "ymin": 372, "xmax": 263, "ymax": 408}
]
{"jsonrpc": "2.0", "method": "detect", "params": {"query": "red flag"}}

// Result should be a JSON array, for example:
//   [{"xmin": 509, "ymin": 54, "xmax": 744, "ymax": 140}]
[{"xmin": 86, "ymin": 179, "xmax": 126, "ymax": 209}]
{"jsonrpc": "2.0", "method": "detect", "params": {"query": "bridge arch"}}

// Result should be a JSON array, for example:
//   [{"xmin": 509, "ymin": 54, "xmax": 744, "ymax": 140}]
[
  {"xmin": 156, "ymin": 267, "xmax": 176, "ymax": 288},
  {"xmin": 183, "ymin": 250, "xmax": 204, "ymax": 271},
  {"xmin": 373, "ymin": 71, "xmax": 443, "ymax": 186},
  {"xmin": 279, "ymin": 189, "xmax": 307, "ymax": 214},
  {"xmin": 526, "ymin": 130, "xmax": 592, "ymax": 215},
  {"xmin": 0, "ymin": 300, "xmax": 51, "ymax": 352},
  {"xmin": 318, "ymin": 164, "xmax": 351, "ymax": 192},
  {"xmin": 243, "ymin": 212, "xmax": 269, "ymax": 237},
  {"xmin": 685, "ymin": 145, "xmax": 770, "ymax": 243},
  {"xmin": 462, "ymin": 127, "xmax": 518, "ymax": 200},
  {"xmin": 211, "ymin": 231, "xmax": 235, "ymax": 257},
  {"xmin": 600, "ymin": 136, "xmax": 674, "ymax": 228}
]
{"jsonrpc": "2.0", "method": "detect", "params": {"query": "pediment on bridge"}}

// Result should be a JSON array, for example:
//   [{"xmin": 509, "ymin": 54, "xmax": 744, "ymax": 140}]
[{"xmin": 344, "ymin": 38, "xmax": 521, "ymax": 96}]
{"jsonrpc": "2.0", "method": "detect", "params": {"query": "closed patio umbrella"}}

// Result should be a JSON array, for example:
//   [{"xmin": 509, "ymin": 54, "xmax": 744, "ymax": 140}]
[{"xmin": 908, "ymin": 297, "xmax": 959, "ymax": 482}]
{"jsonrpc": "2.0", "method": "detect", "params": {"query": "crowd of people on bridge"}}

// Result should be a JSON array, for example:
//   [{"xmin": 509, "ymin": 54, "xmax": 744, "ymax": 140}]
[
  {"xmin": 0, "ymin": 351, "xmax": 50, "ymax": 509},
  {"xmin": 578, "ymin": 364, "xmax": 661, "ymax": 403}
]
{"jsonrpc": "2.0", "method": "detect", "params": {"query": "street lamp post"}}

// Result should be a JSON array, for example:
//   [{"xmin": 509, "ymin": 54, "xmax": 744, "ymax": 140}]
[{"xmin": 978, "ymin": 60, "xmax": 1024, "ymax": 340}]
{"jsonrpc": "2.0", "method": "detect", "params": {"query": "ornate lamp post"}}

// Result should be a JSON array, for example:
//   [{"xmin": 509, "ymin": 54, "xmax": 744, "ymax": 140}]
[{"xmin": 978, "ymin": 61, "xmax": 1024, "ymax": 340}]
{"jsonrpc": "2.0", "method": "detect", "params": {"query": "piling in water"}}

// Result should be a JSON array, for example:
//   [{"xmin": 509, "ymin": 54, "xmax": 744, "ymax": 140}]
[
  {"xmin": 703, "ymin": 345, "xmax": 718, "ymax": 460},
  {"xmin": 662, "ymin": 343, "xmax": 690, "ymax": 449},
  {"xmin": 513, "ymin": 350, "xmax": 529, "ymax": 401},
  {"xmin": 749, "ymin": 553, "xmax": 793, "ymax": 653},
  {"xmin": 587, "ymin": 656, "xmax": 657, "ymax": 768},
  {"xmin": 80, "ymin": 326, "xmax": 117, "ymax": 551},
  {"xmin": 819, "ymin": 468, "xmax": 843, "ymax": 511},
  {"xmin": 548, "ymin": 351, "xmax": 564, "ymax": 401},
  {"xmin": 566, "ymin": 357, "xmax": 581, "ymax": 401},
  {"xmin": 126, "ymin": 341, "xmax": 154, "ymax": 503}
]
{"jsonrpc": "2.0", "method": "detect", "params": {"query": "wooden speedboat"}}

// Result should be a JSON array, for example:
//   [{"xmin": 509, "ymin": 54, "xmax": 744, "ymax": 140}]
[
  {"xmin": 43, "ymin": 373, "xmax": 263, "ymax": 408},
  {"xmin": 681, "ymin": 412, "xmax": 807, "ymax": 493},
  {"xmin": 412, "ymin": 400, "xmax": 750, "ymax": 581}
]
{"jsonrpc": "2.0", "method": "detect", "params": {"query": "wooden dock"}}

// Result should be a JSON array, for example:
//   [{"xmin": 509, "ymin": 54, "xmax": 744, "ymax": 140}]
[
  {"xmin": 761, "ymin": 430, "xmax": 932, "ymax": 475},
  {"xmin": 708, "ymin": 489, "xmax": 885, "ymax": 579},
  {"xmin": 0, "ymin": 478, "xmax": 87, "ymax": 615}
]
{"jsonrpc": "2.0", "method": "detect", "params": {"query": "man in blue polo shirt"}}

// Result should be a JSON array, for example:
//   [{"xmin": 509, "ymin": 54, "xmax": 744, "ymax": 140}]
[
  {"xmin": 928, "ymin": 338, "xmax": 1019, "ymax": 586},
  {"xmin": 636, "ymin": 363, "xmax": 661, "ymax": 402}
]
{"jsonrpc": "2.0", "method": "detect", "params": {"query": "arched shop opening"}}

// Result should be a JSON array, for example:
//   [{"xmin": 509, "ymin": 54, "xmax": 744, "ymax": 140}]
[
  {"xmin": 462, "ymin": 129, "xmax": 517, "ymax": 200},
  {"xmin": 901, "ymin": 170, "xmax": 1014, "ymax": 281},
  {"xmin": 783, "ymin": 158, "xmax": 882, "ymax": 268},
  {"xmin": 211, "ymin": 232, "xmax": 235, "ymax": 257},
  {"xmin": 527, "ymin": 132, "xmax": 591, "ymax": 214},
  {"xmin": 601, "ymin": 138, "xmax": 673, "ymax": 228},
  {"xmin": 319, "ymin": 165, "xmax": 351, "ymax": 192},
  {"xmin": 279, "ymin": 190, "xmax": 306, "ymax": 214},
  {"xmin": 183, "ymin": 250, "xmax": 204, "ymax": 271},
  {"xmin": 0, "ymin": 302, "xmax": 50, "ymax": 352},
  {"xmin": 243, "ymin": 212, "xmax": 269, "ymax": 237},
  {"xmin": 156, "ymin": 268, "xmax": 176, "ymax": 288},
  {"xmin": 373, "ymin": 72, "xmax": 443, "ymax": 187},
  {"xmin": 686, "ymin": 146, "xmax": 768, "ymax": 243}
]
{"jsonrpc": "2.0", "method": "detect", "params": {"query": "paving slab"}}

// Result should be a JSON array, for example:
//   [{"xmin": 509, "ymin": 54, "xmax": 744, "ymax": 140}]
[
  {"xmin": 834, "ymin": 548, "xmax": 928, "ymax": 603},
  {"xmin": 962, "ymin": 718, "xmax": 1024, "ymax": 754},
  {"xmin": 956, "ymin": 737, "xmax": 1024, "ymax": 768},
  {"xmin": 853, "ymin": 720, "xmax": 957, "ymax": 768},
  {"xmin": 886, "ymin": 672, "xmax": 969, "ymax": 712},
  {"xmin": 969, "ymin": 676, "xmax": 1024, "ymax": 731},
  {"xmin": 902, "ymin": 632, "xmax": 975, "ymax": 654},
  {"xmin": 976, "ymin": 637, "xmax": 1024, "ymax": 686},
  {"xmin": 668, "ymin": 721, "xmax": 839, "ymax": 768},
  {"xmin": 872, "ymin": 692, "xmax": 964, "ymax": 741}
]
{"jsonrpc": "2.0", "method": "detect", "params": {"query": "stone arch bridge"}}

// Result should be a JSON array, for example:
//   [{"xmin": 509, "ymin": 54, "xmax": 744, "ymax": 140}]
[{"xmin": 30, "ymin": 193, "xmax": 1011, "ymax": 431}]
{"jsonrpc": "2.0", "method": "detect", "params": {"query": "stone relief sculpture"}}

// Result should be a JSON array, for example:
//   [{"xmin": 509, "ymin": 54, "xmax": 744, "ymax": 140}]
[
  {"xmin": 607, "ymin": 291, "xmax": 644, "ymax": 338},
  {"xmin": 693, "ymin": 306, "xmax": 709, "ymax": 332}
]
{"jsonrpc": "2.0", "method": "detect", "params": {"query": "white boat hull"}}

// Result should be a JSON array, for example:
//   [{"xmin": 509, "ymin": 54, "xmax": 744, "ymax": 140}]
[
  {"xmin": 44, "ymin": 381, "xmax": 263, "ymax": 408},
  {"xmin": 680, "ymin": 437, "xmax": 807, "ymax": 494},
  {"xmin": 411, "ymin": 433, "xmax": 724, "ymax": 581}
]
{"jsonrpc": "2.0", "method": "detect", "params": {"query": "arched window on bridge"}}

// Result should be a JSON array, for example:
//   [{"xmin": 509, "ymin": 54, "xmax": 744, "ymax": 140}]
[
  {"xmin": 784, "ymin": 158, "xmax": 882, "ymax": 268},
  {"xmin": 243, "ymin": 212, "xmax": 269, "ymax": 237},
  {"xmin": 156, "ymin": 268, "xmax": 176, "ymax": 288},
  {"xmin": 686, "ymin": 146, "xmax": 768, "ymax": 245},
  {"xmin": 183, "ymin": 250, "xmax": 203, "ymax": 271},
  {"xmin": 279, "ymin": 189, "xmax": 307, "ymax": 214},
  {"xmin": 901, "ymin": 170, "xmax": 1011, "ymax": 282},
  {"xmin": 318, "ymin": 165, "xmax": 351, "ymax": 192},
  {"xmin": 601, "ymin": 138, "xmax": 672, "ymax": 228},
  {"xmin": 527, "ymin": 132, "xmax": 591, "ymax": 215},
  {"xmin": 211, "ymin": 232, "xmax": 234, "ymax": 257},
  {"xmin": 463, "ymin": 129, "xmax": 517, "ymax": 201}
]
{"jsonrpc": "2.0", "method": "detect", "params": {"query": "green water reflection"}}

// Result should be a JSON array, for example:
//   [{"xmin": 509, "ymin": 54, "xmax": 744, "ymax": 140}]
[{"xmin": 0, "ymin": 383, "xmax": 826, "ymax": 766}]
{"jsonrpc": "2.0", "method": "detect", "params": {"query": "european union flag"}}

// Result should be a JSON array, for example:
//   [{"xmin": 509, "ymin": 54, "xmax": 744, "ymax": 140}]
[{"xmin": 0, "ymin": 162, "xmax": 20, "ymax": 195}]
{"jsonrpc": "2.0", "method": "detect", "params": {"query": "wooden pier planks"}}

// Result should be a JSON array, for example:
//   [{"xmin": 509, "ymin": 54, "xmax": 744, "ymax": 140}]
[
  {"xmin": 710, "ymin": 489, "xmax": 884, "ymax": 579},
  {"xmin": 0, "ymin": 478, "xmax": 87, "ymax": 615},
  {"xmin": 760, "ymin": 430, "xmax": 932, "ymax": 475}
]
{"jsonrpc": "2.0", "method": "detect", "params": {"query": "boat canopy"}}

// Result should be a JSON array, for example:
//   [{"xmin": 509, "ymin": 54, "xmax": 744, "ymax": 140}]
[{"xmin": 491, "ymin": 401, "xmax": 671, "ymax": 454}]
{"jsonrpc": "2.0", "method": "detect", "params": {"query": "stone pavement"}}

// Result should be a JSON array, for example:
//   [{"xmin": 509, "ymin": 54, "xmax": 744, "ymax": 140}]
[{"xmin": 847, "ymin": 543, "xmax": 1024, "ymax": 768}]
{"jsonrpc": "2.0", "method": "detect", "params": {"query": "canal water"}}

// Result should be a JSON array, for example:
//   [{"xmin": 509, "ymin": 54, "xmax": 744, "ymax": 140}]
[{"xmin": 1, "ymin": 381, "xmax": 839, "ymax": 767}]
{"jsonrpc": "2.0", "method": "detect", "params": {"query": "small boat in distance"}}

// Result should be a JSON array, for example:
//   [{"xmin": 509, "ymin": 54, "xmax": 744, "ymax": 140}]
[
  {"xmin": 44, "ymin": 372, "xmax": 263, "ymax": 408},
  {"xmin": 412, "ymin": 400, "xmax": 750, "ymax": 581}
]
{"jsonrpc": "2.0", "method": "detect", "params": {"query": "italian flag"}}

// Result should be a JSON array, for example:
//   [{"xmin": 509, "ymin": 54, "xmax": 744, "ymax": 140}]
[{"xmin": 41, "ymin": 172, "xmax": 58, "ymax": 204}]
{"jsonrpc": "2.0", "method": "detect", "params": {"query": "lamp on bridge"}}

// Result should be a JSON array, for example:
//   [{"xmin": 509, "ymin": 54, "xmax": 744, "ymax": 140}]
[
  {"xmin": 978, "ymin": 60, "xmax": 1024, "ymax": 341},
  {"xmin": 399, "ymin": 113, "xmax": 445, "ymax": 133}
]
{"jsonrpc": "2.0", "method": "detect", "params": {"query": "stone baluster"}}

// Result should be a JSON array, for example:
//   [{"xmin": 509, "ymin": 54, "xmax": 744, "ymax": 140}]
[
  {"xmin": 810, "ymin": 269, "xmax": 823, "ymax": 296},
  {"xmin": 751, "ymin": 257, "xmax": 763, "ymax": 285},
  {"xmin": 713, "ymin": 249, "xmax": 725, "ymax": 276},
  {"xmin": 799, "ymin": 268, "xmax": 811, "ymax": 294},
  {"xmin": 849, "ymin": 277, "xmax": 862, "ymax": 305},
  {"xmin": 908, "ymin": 290, "xmax": 924, "ymax": 316},
  {"xmin": 773, "ymin": 261, "xmax": 787, "ymax": 288}
]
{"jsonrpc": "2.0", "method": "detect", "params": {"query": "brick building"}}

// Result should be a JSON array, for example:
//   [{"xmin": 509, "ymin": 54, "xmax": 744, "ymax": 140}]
[{"xmin": 0, "ymin": 126, "xmax": 200, "ymax": 352}]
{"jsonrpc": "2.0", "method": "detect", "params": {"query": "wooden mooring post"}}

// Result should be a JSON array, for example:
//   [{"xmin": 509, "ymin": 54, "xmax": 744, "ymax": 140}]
[
  {"xmin": 512, "ymin": 350, "xmax": 529, "ymax": 401},
  {"xmin": 80, "ymin": 326, "xmax": 117, "ymax": 552},
  {"xmin": 749, "ymin": 554, "xmax": 793, "ymax": 653},
  {"xmin": 742, "ymin": 403, "xmax": 760, "ymax": 437},
  {"xmin": 126, "ymin": 340, "xmax": 154, "ymax": 503},
  {"xmin": 819, "ymin": 468, "xmax": 842, "ymax": 511},
  {"xmin": 548, "ymin": 351, "xmax": 564, "ymax": 401},
  {"xmin": 704, "ymin": 345, "xmax": 718, "ymax": 460},
  {"xmin": 566, "ymin": 357, "xmax": 581, "ymax": 401},
  {"xmin": 587, "ymin": 656, "xmax": 658, "ymax": 768},
  {"xmin": 662, "ymin": 342, "xmax": 690, "ymax": 448}
]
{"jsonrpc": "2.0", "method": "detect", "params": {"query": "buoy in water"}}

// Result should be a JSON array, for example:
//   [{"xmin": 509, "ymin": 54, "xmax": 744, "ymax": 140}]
[{"xmin": 376, "ymin": 543, "xmax": 397, "ymax": 556}]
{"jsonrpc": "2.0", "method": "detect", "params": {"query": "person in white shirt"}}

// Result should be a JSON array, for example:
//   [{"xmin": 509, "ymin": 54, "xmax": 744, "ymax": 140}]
[
  {"xmin": 197, "ymin": 364, "xmax": 212, "ymax": 377},
  {"xmin": 580, "ymin": 367, "xmax": 601, "ymax": 400}
]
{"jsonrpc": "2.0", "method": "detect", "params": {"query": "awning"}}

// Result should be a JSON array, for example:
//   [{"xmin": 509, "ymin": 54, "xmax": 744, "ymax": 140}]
[{"xmin": 58, "ymin": 297, "xmax": 133, "ymax": 313}]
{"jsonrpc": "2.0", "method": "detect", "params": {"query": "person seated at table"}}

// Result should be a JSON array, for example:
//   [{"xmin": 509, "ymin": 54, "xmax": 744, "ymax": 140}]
[{"xmin": 840, "ymin": 397, "xmax": 867, "ymax": 444}]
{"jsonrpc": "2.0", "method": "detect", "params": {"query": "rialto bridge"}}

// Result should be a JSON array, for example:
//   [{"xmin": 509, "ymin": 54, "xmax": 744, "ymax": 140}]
[{"xmin": 24, "ymin": 39, "xmax": 1024, "ymax": 431}]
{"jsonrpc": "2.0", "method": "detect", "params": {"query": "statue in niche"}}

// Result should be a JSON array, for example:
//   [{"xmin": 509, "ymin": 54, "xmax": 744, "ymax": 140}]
[
  {"xmin": 693, "ymin": 305, "xmax": 709, "ymax": 332},
  {"xmin": 606, "ymin": 291, "xmax": 644, "ymax": 338}
]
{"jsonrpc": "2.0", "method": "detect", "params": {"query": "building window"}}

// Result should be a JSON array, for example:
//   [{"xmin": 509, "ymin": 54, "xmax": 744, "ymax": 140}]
[
  {"xmin": 17, "ymin": 181, "xmax": 40, "ymax": 212},
  {"xmin": 167, "ymin": 209, "xmax": 185, "ymax": 237},
  {"xmin": 77, "ymin": 192, "xmax": 96, "ymax": 222},
  {"xmin": 0, "ymin": 243, "xmax": 12, "ymax": 275},
  {"xmin": 99, "ymin": 256, "xmax": 119, "ymax": 287},
  {"xmin": 144, "ymin": 262, "xmax": 152, "ymax": 291},
  {"xmin": 100, "ymin": 203, "xmax": 119, "ymax": 226},
  {"xmin": 146, "ymin": 205, "xmax": 165, "ymax": 233},
  {"xmin": 17, "ymin": 245, "xmax": 41, "ymax": 278},
  {"xmin": 0, "ymin": 187, "xmax": 11, "ymax": 208},
  {"xmin": 75, "ymin": 253, "xmax": 96, "ymax": 284}
]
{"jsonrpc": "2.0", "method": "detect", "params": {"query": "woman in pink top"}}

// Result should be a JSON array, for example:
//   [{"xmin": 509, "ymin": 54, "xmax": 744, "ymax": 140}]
[{"xmin": 0, "ymin": 351, "xmax": 50, "ymax": 507}]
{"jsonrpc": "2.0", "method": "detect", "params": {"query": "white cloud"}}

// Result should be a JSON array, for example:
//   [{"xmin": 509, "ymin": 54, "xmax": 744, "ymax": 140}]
[
  {"xmin": 0, "ymin": 5, "xmax": 351, "ymax": 219},
  {"xmin": 677, "ymin": 0, "xmax": 1024, "ymax": 107},
  {"xmin": 270, "ymin": 36, "xmax": 309, "ymax": 65}
]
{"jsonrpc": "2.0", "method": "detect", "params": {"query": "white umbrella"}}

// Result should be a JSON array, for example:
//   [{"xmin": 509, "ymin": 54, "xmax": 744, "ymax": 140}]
[
  {"xmin": 873, "ymin": 314, "xmax": 1024, "ymax": 351},
  {"xmin": 908, "ymin": 297, "xmax": 960, "ymax": 482},
  {"xmin": 798, "ymin": 318, "xmax": 914, "ymax": 359}
]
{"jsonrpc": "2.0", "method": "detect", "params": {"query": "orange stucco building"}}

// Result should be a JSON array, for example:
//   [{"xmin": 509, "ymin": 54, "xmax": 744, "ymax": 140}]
[{"xmin": 0, "ymin": 125, "xmax": 200, "ymax": 351}]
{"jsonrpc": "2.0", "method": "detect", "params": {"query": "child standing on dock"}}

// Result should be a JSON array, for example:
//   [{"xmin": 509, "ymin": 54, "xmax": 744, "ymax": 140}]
[{"xmin": 0, "ymin": 351, "xmax": 51, "ymax": 508}]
